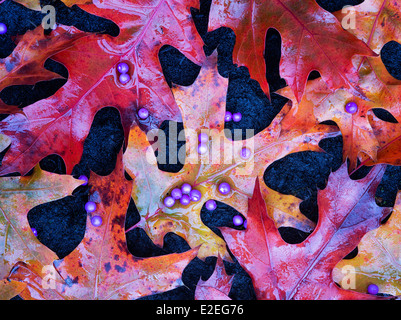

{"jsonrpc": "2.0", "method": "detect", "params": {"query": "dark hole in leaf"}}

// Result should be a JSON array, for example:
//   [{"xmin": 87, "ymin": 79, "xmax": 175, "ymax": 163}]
[
  {"xmin": 27, "ymin": 194, "xmax": 87, "ymax": 259},
  {"xmin": 343, "ymin": 246, "xmax": 359, "ymax": 259},
  {"xmin": 381, "ymin": 41, "xmax": 401, "ymax": 80},
  {"xmin": 372, "ymin": 108, "xmax": 399, "ymax": 123},
  {"xmin": 278, "ymin": 227, "xmax": 311, "ymax": 244},
  {"xmin": 79, "ymin": 107, "xmax": 124, "ymax": 176},
  {"xmin": 40, "ymin": 154, "xmax": 66, "ymax": 174},
  {"xmin": 316, "ymin": 0, "xmax": 364, "ymax": 12},
  {"xmin": 159, "ymin": 45, "xmax": 201, "ymax": 87},
  {"xmin": 154, "ymin": 120, "xmax": 185, "ymax": 173},
  {"xmin": 265, "ymin": 28, "xmax": 287, "ymax": 92}
]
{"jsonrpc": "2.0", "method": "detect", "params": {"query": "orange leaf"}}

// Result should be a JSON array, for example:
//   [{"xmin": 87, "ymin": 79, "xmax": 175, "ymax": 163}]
[{"xmin": 9, "ymin": 152, "xmax": 198, "ymax": 300}]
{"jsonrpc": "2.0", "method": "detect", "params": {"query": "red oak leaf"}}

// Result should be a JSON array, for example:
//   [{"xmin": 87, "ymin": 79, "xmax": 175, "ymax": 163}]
[
  {"xmin": 208, "ymin": 0, "xmax": 375, "ymax": 102},
  {"xmin": 0, "ymin": 0, "xmax": 204, "ymax": 175},
  {"xmin": 195, "ymin": 257, "xmax": 233, "ymax": 300},
  {"xmin": 220, "ymin": 163, "xmax": 396, "ymax": 300}
]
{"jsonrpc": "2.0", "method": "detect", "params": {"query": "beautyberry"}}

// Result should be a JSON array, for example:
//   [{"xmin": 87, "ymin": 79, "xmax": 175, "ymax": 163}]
[
  {"xmin": 233, "ymin": 215, "xmax": 244, "ymax": 226},
  {"xmin": 85, "ymin": 201, "xmax": 96, "ymax": 213},
  {"xmin": 163, "ymin": 196, "xmax": 175, "ymax": 208},
  {"xmin": 345, "ymin": 102, "xmax": 358, "ymax": 114},
  {"xmin": 91, "ymin": 215, "xmax": 103, "ymax": 227},
  {"xmin": 117, "ymin": 62, "xmax": 129, "ymax": 74},
  {"xmin": 205, "ymin": 199, "xmax": 217, "ymax": 211},
  {"xmin": 181, "ymin": 183, "xmax": 192, "ymax": 195},
  {"xmin": 218, "ymin": 182, "xmax": 231, "ymax": 195}
]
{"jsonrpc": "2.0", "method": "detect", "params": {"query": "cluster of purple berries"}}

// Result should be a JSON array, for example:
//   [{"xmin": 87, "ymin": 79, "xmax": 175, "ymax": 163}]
[
  {"xmin": 163, "ymin": 181, "xmax": 246, "ymax": 227},
  {"xmin": 163, "ymin": 181, "xmax": 233, "ymax": 208},
  {"xmin": 224, "ymin": 111, "xmax": 242, "ymax": 122},
  {"xmin": 117, "ymin": 62, "xmax": 131, "ymax": 85},
  {"xmin": 163, "ymin": 183, "xmax": 202, "ymax": 208}
]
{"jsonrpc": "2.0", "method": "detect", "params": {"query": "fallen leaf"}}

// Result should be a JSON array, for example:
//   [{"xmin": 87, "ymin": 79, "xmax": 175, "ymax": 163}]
[
  {"xmin": 278, "ymin": 57, "xmax": 401, "ymax": 170},
  {"xmin": 0, "ymin": 165, "xmax": 82, "ymax": 298},
  {"xmin": 0, "ymin": 279, "xmax": 26, "ymax": 300},
  {"xmin": 124, "ymin": 53, "xmax": 337, "ymax": 260},
  {"xmin": 220, "ymin": 163, "xmax": 394, "ymax": 299},
  {"xmin": 208, "ymin": 0, "xmax": 375, "ymax": 102},
  {"xmin": 333, "ymin": 191, "xmax": 401, "ymax": 296},
  {"xmin": 195, "ymin": 256, "xmax": 233, "ymax": 300},
  {"xmin": 0, "ymin": 26, "xmax": 88, "ymax": 96},
  {"xmin": 8, "ymin": 152, "xmax": 199, "ymax": 300},
  {"xmin": 0, "ymin": 0, "xmax": 204, "ymax": 176}
]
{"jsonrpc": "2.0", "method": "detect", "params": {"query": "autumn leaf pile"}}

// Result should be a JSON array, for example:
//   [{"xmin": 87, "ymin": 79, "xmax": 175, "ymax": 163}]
[{"xmin": 1, "ymin": 0, "xmax": 401, "ymax": 300}]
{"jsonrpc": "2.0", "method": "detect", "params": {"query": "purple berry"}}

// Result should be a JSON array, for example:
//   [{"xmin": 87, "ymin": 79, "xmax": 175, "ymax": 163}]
[
  {"xmin": 180, "ymin": 194, "xmax": 191, "ymax": 206},
  {"xmin": 85, "ymin": 201, "xmax": 97, "ymax": 213},
  {"xmin": 181, "ymin": 183, "xmax": 192, "ymax": 195},
  {"xmin": 345, "ymin": 102, "xmax": 358, "ymax": 114},
  {"xmin": 78, "ymin": 175, "xmax": 88, "ymax": 186},
  {"xmin": 198, "ymin": 132, "xmax": 208, "ymax": 143},
  {"xmin": 31, "ymin": 228, "xmax": 38, "ymax": 237},
  {"xmin": 164, "ymin": 196, "xmax": 175, "ymax": 208},
  {"xmin": 117, "ymin": 62, "xmax": 129, "ymax": 74},
  {"xmin": 233, "ymin": 215, "xmax": 244, "ymax": 226},
  {"xmin": 205, "ymin": 199, "xmax": 217, "ymax": 211},
  {"xmin": 218, "ymin": 182, "xmax": 231, "ymax": 195},
  {"xmin": 240, "ymin": 147, "xmax": 251, "ymax": 159},
  {"xmin": 171, "ymin": 188, "xmax": 182, "ymax": 200},
  {"xmin": 224, "ymin": 111, "xmax": 232, "ymax": 122},
  {"xmin": 0, "ymin": 23, "xmax": 7, "ymax": 35},
  {"xmin": 190, "ymin": 189, "xmax": 202, "ymax": 202},
  {"xmin": 232, "ymin": 112, "xmax": 242, "ymax": 122},
  {"xmin": 91, "ymin": 215, "xmax": 103, "ymax": 227},
  {"xmin": 367, "ymin": 284, "xmax": 379, "ymax": 295},
  {"xmin": 197, "ymin": 143, "xmax": 208, "ymax": 155},
  {"xmin": 119, "ymin": 73, "xmax": 130, "ymax": 84},
  {"xmin": 138, "ymin": 108, "xmax": 149, "ymax": 120}
]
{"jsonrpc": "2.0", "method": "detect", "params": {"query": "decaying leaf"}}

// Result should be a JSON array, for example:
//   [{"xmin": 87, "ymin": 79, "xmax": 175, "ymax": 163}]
[
  {"xmin": 333, "ymin": 0, "xmax": 401, "ymax": 55},
  {"xmin": 195, "ymin": 256, "xmax": 233, "ymax": 300},
  {"xmin": 0, "ymin": 26, "xmax": 88, "ymax": 97},
  {"xmin": 0, "ymin": 0, "xmax": 204, "ymax": 176},
  {"xmin": 0, "ymin": 165, "xmax": 83, "ymax": 297},
  {"xmin": 8, "ymin": 152, "xmax": 198, "ymax": 300},
  {"xmin": 0, "ymin": 279, "xmax": 26, "ymax": 300},
  {"xmin": 333, "ymin": 191, "xmax": 401, "ymax": 296},
  {"xmin": 278, "ymin": 57, "xmax": 401, "ymax": 171},
  {"xmin": 124, "ymin": 52, "xmax": 338, "ymax": 260},
  {"xmin": 208, "ymin": 0, "xmax": 375, "ymax": 102},
  {"xmin": 220, "ymin": 164, "xmax": 394, "ymax": 299}
]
